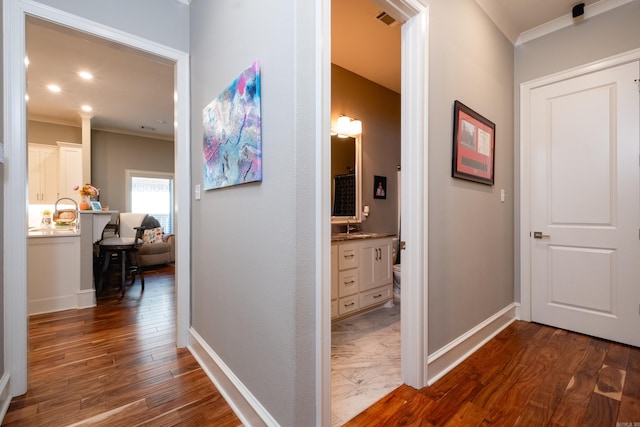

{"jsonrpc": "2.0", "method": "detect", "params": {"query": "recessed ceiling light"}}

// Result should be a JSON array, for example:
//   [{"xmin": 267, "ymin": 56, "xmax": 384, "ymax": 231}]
[
  {"xmin": 78, "ymin": 71, "xmax": 93, "ymax": 80},
  {"xmin": 47, "ymin": 84, "xmax": 61, "ymax": 93},
  {"xmin": 81, "ymin": 105, "xmax": 93, "ymax": 112}
]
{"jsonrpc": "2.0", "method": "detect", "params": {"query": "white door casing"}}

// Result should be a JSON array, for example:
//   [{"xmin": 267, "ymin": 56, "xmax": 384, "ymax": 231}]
[
  {"xmin": 3, "ymin": 0, "xmax": 191, "ymax": 396},
  {"xmin": 527, "ymin": 60, "xmax": 640, "ymax": 347}
]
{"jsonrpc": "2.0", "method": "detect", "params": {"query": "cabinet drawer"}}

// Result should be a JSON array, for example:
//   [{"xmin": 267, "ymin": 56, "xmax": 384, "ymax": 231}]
[
  {"xmin": 331, "ymin": 299, "xmax": 338, "ymax": 319},
  {"xmin": 338, "ymin": 269, "xmax": 359, "ymax": 297},
  {"xmin": 360, "ymin": 285, "xmax": 392, "ymax": 309},
  {"xmin": 338, "ymin": 243, "xmax": 358, "ymax": 270},
  {"xmin": 338, "ymin": 295, "xmax": 359, "ymax": 316}
]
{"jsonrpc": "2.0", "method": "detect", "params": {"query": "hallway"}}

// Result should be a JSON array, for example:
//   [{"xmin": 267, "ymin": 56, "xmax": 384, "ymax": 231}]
[{"xmin": 3, "ymin": 266, "xmax": 240, "ymax": 426}]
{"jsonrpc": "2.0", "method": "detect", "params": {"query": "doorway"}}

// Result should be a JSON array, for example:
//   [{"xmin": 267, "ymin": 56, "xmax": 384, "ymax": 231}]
[
  {"xmin": 4, "ymin": 0, "xmax": 191, "ymax": 396},
  {"xmin": 519, "ymin": 49, "xmax": 640, "ymax": 347},
  {"xmin": 320, "ymin": 0, "xmax": 430, "ymax": 424}
]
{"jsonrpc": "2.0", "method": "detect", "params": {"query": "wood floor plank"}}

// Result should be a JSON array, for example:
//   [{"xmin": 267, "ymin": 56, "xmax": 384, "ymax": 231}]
[
  {"xmin": 347, "ymin": 321, "xmax": 639, "ymax": 427},
  {"xmin": 2, "ymin": 265, "xmax": 241, "ymax": 427}
]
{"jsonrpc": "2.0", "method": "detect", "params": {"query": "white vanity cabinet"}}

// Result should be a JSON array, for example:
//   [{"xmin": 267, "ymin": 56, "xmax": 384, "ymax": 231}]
[
  {"xmin": 359, "ymin": 239, "xmax": 393, "ymax": 291},
  {"xmin": 331, "ymin": 245, "xmax": 338, "ymax": 318},
  {"xmin": 28, "ymin": 144, "xmax": 60, "ymax": 203},
  {"xmin": 331, "ymin": 236, "xmax": 393, "ymax": 320},
  {"xmin": 337, "ymin": 243, "xmax": 360, "ymax": 316}
]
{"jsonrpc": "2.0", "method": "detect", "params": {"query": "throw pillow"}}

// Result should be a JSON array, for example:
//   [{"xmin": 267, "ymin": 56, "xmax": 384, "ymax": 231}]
[{"xmin": 142, "ymin": 227, "xmax": 163, "ymax": 244}]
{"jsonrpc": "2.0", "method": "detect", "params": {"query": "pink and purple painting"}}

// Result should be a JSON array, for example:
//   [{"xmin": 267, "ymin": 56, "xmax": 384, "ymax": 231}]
[{"xmin": 202, "ymin": 61, "xmax": 262, "ymax": 190}]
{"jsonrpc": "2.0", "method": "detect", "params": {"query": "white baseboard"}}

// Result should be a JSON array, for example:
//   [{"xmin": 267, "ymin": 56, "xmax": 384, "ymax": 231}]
[
  {"xmin": 28, "ymin": 295, "xmax": 76, "ymax": 316},
  {"xmin": 0, "ymin": 374, "xmax": 12, "ymax": 423},
  {"xmin": 427, "ymin": 303, "xmax": 518, "ymax": 385},
  {"xmin": 188, "ymin": 328, "xmax": 278, "ymax": 427},
  {"xmin": 77, "ymin": 289, "xmax": 96, "ymax": 309}
]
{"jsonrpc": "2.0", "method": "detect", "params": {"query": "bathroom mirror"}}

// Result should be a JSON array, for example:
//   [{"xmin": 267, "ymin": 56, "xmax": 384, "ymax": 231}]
[{"xmin": 331, "ymin": 133, "xmax": 362, "ymax": 223}]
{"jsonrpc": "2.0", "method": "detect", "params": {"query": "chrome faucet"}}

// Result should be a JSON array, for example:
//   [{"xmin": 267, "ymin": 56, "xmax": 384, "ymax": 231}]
[{"xmin": 346, "ymin": 218, "xmax": 356, "ymax": 234}]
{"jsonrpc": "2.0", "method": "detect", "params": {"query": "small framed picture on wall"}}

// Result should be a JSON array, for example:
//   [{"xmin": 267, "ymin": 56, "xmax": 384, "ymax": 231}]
[{"xmin": 374, "ymin": 175, "xmax": 387, "ymax": 199}]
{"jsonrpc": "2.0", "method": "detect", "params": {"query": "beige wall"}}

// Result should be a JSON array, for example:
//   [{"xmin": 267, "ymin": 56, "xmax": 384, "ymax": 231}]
[
  {"xmin": 331, "ymin": 64, "xmax": 401, "ymax": 234},
  {"xmin": 27, "ymin": 120, "xmax": 81, "ymax": 145},
  {"xmin": 428, "ymin": 0, "xmax": 515, "ymax": 353},
  {"xmin": 91, "ymin": 130, "xmax": 174, "ymax": 213}
]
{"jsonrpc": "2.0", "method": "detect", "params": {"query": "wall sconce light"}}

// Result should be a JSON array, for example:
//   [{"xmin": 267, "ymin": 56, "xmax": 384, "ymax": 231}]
[{"xmin": 335, "ymin": 115, "xmax": 362, "ymax": 137}]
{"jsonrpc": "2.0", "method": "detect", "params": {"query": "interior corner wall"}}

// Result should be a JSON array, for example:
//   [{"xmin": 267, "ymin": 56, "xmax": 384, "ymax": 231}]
[
  {"xmin": 513, "ymin": 1, "xmax": 640, "ymax": 303},
  {"xmin": 189, "ymin": 1, "xmax": 316, "ymax": 425},
  {"xmin": 91, "ymin": 130, "xmax": 174, "ymax": 213},
  {"xmin": 331, "ymin": 64, "xmax": 401, "ymax": 234},
  {"xmin": 428, "ymin": 0, "xmax": 515, "ymax": 353}
]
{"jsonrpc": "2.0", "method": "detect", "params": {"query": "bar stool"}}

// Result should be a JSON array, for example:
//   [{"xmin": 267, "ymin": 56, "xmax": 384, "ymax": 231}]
[{"xmin": 97, "ymin": 235, "xmax": 144, "ymax": 297}]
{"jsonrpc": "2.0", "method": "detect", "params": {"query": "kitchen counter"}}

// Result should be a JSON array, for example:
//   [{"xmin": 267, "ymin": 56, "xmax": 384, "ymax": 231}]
[
  {"xmin": 331, "ymin": 232, "xmax": 396, "ymax": 242},
  {"xmin": 28, "ymin": 227, "xmax": 80, "ymax": 238}
]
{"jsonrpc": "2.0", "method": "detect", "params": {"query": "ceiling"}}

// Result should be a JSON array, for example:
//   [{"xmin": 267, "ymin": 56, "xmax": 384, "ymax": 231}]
[
  {"xmin": 26, "ymin": 17, "xmax": 175, "ymax": 139},
  {"xmin": 332, "ymin": 0, "xmax": 606, "ymax": 93},
  {"xmin": 26, "ymin": 0, "xmax": 615, "ymax": 138}
]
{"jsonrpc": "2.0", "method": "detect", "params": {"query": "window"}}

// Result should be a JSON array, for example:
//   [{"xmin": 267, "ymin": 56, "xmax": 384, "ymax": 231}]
[{"xmin": 126, "ymin": 170, "xmax": 174, "ymax": 233}]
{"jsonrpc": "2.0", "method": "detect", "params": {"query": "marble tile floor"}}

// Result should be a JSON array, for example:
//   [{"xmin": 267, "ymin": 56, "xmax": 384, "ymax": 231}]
[{"xmin": 331, "ymin": 299, "xmax": 401, "ymax": 426}]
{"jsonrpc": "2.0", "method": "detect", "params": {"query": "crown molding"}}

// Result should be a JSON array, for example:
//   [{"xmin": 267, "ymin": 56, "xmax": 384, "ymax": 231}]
[{"xmin": 516, "ymin": 0, "xmax": 635, "ymax": 45}]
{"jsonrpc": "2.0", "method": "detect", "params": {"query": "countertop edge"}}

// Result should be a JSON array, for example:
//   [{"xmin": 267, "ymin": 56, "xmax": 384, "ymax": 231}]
[{"xmin": 331, "ymin": 232, "xmax": 397, "ymax": 243}]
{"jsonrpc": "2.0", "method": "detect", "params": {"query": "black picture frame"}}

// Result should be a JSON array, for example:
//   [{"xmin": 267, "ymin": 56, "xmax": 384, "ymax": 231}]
[
  {"xmin": 373, "ymin": 175, "xmax": 387, "ymax": 199},
  {"xmin": 452, "ymin": 100, "xmax": 495, "ymax": 185}
]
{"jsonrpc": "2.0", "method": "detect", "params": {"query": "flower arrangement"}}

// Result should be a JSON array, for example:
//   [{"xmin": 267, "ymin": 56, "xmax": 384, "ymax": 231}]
[{"xmin": 74, "ymin": 184, "xmax": 100, "ymax": 198}]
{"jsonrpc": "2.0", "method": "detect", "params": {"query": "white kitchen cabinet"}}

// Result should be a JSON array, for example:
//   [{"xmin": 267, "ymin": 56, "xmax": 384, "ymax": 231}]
[
  {"xmin": 28, "ymin": 144, "xmax": 60, "ymax": 203},
  {"xmin": 359, "ymin": 238, "xmax": 393, "ymax": 292},
  {"xmin": 57, "ymin": 142, "xmax": 83, "ymax": 202}
]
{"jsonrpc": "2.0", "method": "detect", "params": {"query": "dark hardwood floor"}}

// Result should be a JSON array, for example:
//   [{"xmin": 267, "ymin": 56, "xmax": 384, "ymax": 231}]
[
  {"xmin": 344, "ymin": 321, "xmax": 640, "ymax": 426},
  {"xmin": 3, "ymin": 265, "xmax": 241, "ymax": 427},
  {"xmin": 7, "ymin": 267, "xmax": 640, "ymax": 426}
]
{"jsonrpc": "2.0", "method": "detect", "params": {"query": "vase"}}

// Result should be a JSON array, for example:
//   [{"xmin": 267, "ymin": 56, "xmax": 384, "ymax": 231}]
[{"xmin": 79, "ymin": 195, "xmax": 91, "ymax": 210}]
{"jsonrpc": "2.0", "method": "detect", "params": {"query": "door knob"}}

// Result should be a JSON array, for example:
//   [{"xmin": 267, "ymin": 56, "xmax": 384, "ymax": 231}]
[{"xmin": 533, "ymin": 231, "xmax": 550, "ymax": 239}]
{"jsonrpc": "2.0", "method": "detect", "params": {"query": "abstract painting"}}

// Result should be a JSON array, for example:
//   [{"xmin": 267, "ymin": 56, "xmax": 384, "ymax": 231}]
[{"xmin": 203, "ymin": 61, "xmax": 262, "ymax": 190}]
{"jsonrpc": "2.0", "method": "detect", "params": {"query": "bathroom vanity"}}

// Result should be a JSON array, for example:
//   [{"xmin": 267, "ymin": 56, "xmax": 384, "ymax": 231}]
[{"xmin": 331, "ymin": 233, "xmax": 395, "ymax": 320}]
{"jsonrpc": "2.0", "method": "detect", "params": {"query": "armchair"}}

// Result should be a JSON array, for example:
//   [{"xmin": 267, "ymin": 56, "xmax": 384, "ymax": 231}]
[{"xmin": 113, "ymin": 213, "xmax": 175, "ymax": 267}]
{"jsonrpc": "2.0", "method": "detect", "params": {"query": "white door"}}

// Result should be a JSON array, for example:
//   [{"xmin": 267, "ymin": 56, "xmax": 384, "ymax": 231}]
[{"xmin": 530, "ymin": 61, "xmax": 640, "ymax": 347}]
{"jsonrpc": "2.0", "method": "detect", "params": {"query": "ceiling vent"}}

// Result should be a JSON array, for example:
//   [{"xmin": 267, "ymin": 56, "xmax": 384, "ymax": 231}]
[{"xmin": 376, "ymin": 11, "xmax": 398, "ymax": 27}]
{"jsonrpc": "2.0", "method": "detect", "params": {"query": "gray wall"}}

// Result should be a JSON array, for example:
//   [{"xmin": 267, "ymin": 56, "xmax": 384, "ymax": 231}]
[
  {"xmin": 31, "ymin": 0, "xmax": 189, "ymax": 52},
  {"xmin": 428, "ymin": 0, "xmax": 515, "ymax": 353},
  {"xmin": 189, "ymin": 1, "xmax": 316, "ymax": 425},
  {"xmin": 91, "ymin": 130, "xmax": 174, "ymax": 213},
  {"xmin": 332, "ymin": 64, "xmax": 401, "ymax": 234},
  {"xmin": 513, "ymin": 1, "xmax": 640, "ymax": 302},
  {"xmin": 0, "ymin": 5, "xmax": 4, "ymax": 377}
]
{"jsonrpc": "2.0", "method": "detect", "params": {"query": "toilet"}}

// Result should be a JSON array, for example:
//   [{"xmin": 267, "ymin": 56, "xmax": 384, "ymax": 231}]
[{"xmin": 392, "ymin": 238, "xmax": 401, "ymax": 299}]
